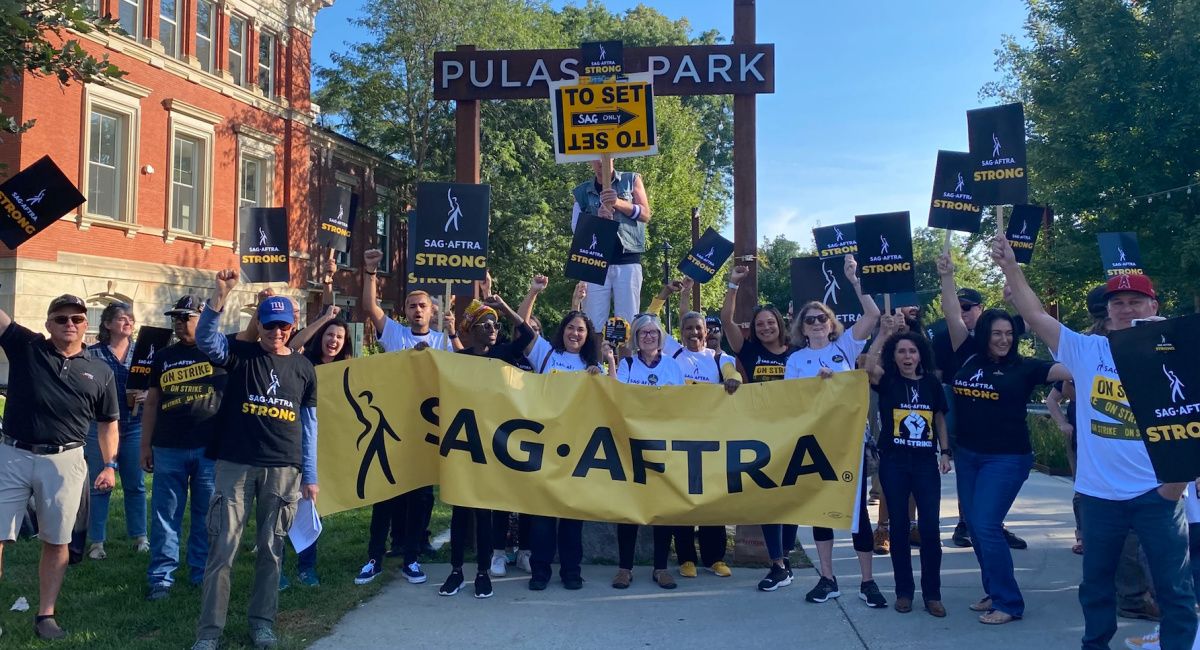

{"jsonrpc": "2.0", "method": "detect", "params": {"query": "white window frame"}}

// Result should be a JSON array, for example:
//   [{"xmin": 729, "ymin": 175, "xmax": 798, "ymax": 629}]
[
  {"xmin": 164, "ymin": 102, "xmax": 218, "ymax": 241},
  {"xmin": 80, "ymin": 82, "xmax": 145, "ymax": 227},
  {"xmin": 195, "ymin": 0, "xmax": 215, "ymax": 73},
  {"xmin": 118, "ymin": 0, "xmax": 143, "ymax": 40},
  {"xmin": 227, "ymin": 14, "xmax": 247, "ymax": 86},
  {"xmin": 159, "ymin": 0, "xmax": 180, "ymax": 58},
  {"xmin": 237, "ymin": 131, "xmax": 277, "ymax": 211},
  {"xmin": 257, "ymin": 31, "xmax": 276, "ymax": 97}
]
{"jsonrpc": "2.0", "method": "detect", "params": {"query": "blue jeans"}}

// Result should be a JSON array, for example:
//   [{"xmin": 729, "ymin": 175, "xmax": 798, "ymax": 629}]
[
  {"xmin": 880, "ymin": 451, "xmax": 943, "ymax": 601},
  {"xmin": 759, "ymin": 524, "xmax": 799, "ymax": 562},
  {"xmin": 1078, "ymin": 489, "xmax": 1196, "ymax": 650},
  {"xmin": 298, "ymin": 541, "xmax": 317, "ymax": 574},
  {"xmin": 955, "ymin": 446, "xmax": 1033, "ymax": 617},
  {"xmin": 147, "ymin": 446, "xmax": 215, "ymax": 588},
  {"xmin": 86, "ymin": 421, "xmax": 147, "ymax": 542}
]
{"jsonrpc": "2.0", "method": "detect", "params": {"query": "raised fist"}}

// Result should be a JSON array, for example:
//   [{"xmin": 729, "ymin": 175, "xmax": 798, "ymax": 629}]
[{"xmin": 363, "ymin": 248, "xmax": 384, "ymax": 273}]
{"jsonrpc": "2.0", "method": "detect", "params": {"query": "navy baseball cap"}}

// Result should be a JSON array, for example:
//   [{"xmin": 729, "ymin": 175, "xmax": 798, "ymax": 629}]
[{"xmin": 257, "ymin": 296, "xmax": 294, "ymax": 326}]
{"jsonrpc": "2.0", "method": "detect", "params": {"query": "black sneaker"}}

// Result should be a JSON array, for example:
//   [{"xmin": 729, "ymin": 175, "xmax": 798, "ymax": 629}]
[
  {"xmin": 474, "ymin": 572, "xmax": 493, "ymax": 598},
  {"xmin": 354, "ymin": 559, "xmax": 383, "ymax": 585},
  {"xmin": 859, "ymin": 580, "xmax": 887, "ymax": 608},
  {"xmin": 1003, "ymin": 527, "xmax": 1028, "ymax": 550},
  {"xmin": 805, "ymin": 576, "xmax": 841, "ymax": 603},
  {"xmin": 528, "ymin": 577, "xmax": 549, "ymax": 591},
  {"xmin": 783, "ymin": 557, "xmax": 793, "ymax": 580},
  {"xmin": 439, "ymin": 569, "xmax": 464, "ymax": 596},
  {"xmin": 402, "ymin": 561, "xmax": 427, "ymax": 584},
  {"xmin": 952, "ymin": 521, "xmax": 973, "ymax": 547},
  {"xmin": 147, "ymin": 585, "xmax": 170, "ymax": 601},
  {"xmin": 562, "ymin": 575, "xmax": 583, "ymax": 590},
  {"xmin": 757, "ymin": 564, "xmax": 792, "ymax": 592}
]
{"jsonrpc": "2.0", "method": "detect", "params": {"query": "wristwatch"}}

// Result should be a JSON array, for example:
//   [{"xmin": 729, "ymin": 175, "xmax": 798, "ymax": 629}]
[
  {"xmin": 103, "ymin": 461, "xmax": 119, "ymax": 470},
  {"xmin": 939, "ymin": 449, "xmax": 953, "ymax": 459},
  {"xmin": 726, "ymin": 282, "xmax": 739, "ymax": 291}
]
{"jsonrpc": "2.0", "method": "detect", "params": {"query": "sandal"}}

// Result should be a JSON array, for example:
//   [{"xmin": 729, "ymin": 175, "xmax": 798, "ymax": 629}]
[
  {"xmin": 969, "ymin": 597, "xmax": 993, "ymax": 612},
  {"xmin": 979, "ymin": 609, "xmax": 1017, "ymax": 625},
  {"xmin": 1072, "ymin": 541, "xmax": 1083, "ymax": 555}
]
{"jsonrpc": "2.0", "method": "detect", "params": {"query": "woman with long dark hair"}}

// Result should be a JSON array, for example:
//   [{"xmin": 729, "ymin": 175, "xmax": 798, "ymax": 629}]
[{"xmin": 863, "ymin": 315, "xmax": 951, "ymax": 617}]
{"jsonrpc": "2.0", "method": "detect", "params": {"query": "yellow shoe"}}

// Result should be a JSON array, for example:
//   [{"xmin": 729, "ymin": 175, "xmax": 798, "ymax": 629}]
[
  {"xmin": 678, "ymin": 561, "xmax": 697, "ymax": 578},
  {"xmin": 708, "ymin": 561, "xmax": 732, "ymax": 577}
]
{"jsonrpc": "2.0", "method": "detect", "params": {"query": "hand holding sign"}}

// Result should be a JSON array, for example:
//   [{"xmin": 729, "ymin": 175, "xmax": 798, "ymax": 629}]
[
  {"xmin": 990, "ymin": 233, "xmax": 1018, "ymax": 269},
  {"xmin": 843, "ymin": 253, "xmax": 858, "ymax": 283},
  {"xmin": 936, "ymin": 252, "xmax": 954, "ymax": 277}
]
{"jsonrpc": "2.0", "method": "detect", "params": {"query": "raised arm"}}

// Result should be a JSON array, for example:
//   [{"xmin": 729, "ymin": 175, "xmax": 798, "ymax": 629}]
[
  {"xmin": 0, "ymin": 305, "xmax": 11, "ymax": 339},
  {"xmin": 570, "ymin": 281, "xmax": 587, "ymax": 312},
  {"xmin": 862, "ymin": 311, "xmax": 899, "ymax": 384},
  {"xmin": 937, "ymin": 253, "xmax": 969, "ymax": 350},
  {"xmin": 289, "ymin": 305, "xmax": 341, "ymax": 352},
  {"xmin": 678, "ymin": 277, "xmax": 694, "ymax": 327},
  {"xmin": 518, "ymin": 274, "xmax": 548, "ymax": 323},
  {"xmin": 846, "ymin": 254, "xmax": 880, "ymax": 341},
  {"xmin": 990, "ymin": 234, "xmax": 1061, "ymax": 354},
  {"xmin": 198, "ymin": 269, "xmax": 237, "ymax": 365},
  {"xmin": 362, "ymin": 248, "xmax": 388, "ymax": 333},
  {"xmin": 721, "ymin": 265, "xmax": 749, "ymax": 353}
]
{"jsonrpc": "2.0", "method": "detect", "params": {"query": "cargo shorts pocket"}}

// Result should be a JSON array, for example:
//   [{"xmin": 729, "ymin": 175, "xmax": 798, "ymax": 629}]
[
  {"xmin": 206, "ymin": 495, "xmax": 226, "ymax": 537},
  {"xmin": 273, "ymin": 492, "xmax": 299, "ymax": 537}
]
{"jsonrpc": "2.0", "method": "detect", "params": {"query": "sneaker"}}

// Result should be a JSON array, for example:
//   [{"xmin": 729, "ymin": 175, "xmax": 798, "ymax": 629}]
[
  {"xmin": 528, "ymin": 577, "xmax": 548, "ymax": 591},
  {"xmin": 707, "ymin": 561, "xmax": 732, "ymax": 577},
  {"xmin": 516, "ymin": 550, "xmax": 532, "ymax": 573},
  {"xmin": 34, "ymin": 616, "xmax": 67, "ymax": 640},
  {"xmin": 562, "ymin": 575, "xmax": 583, "ymax": 590},
  {"xmin": 134, "ymin": 536, "xmax": 150, "ymax": 553},
  {"xmin": 952, "ymin": 521, "xmax": 973, "ymax": 547},
  {"xmin": 859, "ymin": 580, "xmax": 887, "ymax": 608},
  {"xmin": 757, "ymin": 564, "xmax": 791, "ymax": 592},
  {"xmin": 88, "ymin": 542, "xmax": 107, "ymax": 560},
  {"xmin": 909, "ymin": 523, "xmax": 921, "ymax": 546},
  {"xmin": 873, "ymin": 526, "xmax": 890, "ymax": 555},
  {"xmin": 783, "ymin": 557, "xmax": 793, "ymax": 580},
  {"xmin": 652, "ymin": 569, "xmax": 677, "ymax": 590},
  {"xmin": 298, "ymin": 570, "xmax": 320, "ymax": 587},
  {"xmin": 1119, "ymin": 601, "xmax": 1162, "ymax": 621},
  {"xmin": 402, "ymin": 561, "xmax": 427, "ymax": 584},
  {"xmin": 1125, "ymin": 625, "xmax": 1161, "ymax": 650},
  {"xmin": 489, "ymin": 552, "xmax": 508, "ymax": 577},
  {"xmin": 191, "ymin": 640, "xmax": 219, "ymax": 650},
  {"xmin": 1003, "ymin": 527, "xmax": 1028, "ymax": 550},
  {"xmin": 354, "ymin": 559, "xmax": 382, "ymax": 585},
  {"xmin": 612, "ymin": 568, "xmax": 633, "ymax": 589},
  {"xmin": 474, "ymin": 572, "xmax": 494, "ymax": 598},
  {"xmin": 805, "ymin": 576, "xmax": 841, "ymax": 603},
  {"xmin": 439, "ymin": 570, "xmax": 464, "ymax": 596},
  {"xmin": 278, "ymin": 573, "xmax": 290, "ymax": 591},
  {"xmin": 250, "ymin": 625, "xmax": 279, "ymax": 648},
  {"xmin": 147, "ymin": 585, "xmax": 170, "ymax": 601},
  {"xmin": 679, "ymin": 561, "xmax": 698, "ymax": 578}
]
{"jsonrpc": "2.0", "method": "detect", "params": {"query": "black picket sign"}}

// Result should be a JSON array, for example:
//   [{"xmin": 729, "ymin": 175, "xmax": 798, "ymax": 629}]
[
  {"xmin": 126, "ymin": 326, "xmax": 174, "ymax": 390},
  {"xmin": 1109, "ymin": 314, "xmax": 1200, "ymax": 483},
  {"xmin": 1098, "ymin": 232, "xmax": 1145, "ymax": 278},
  {"xmin": 790, "ymin": 257, "xmax": 862, "ymax": 327},
  {"xmin": 813, "ymin": 222, "xmax": 857, "ymax": 259},
  {"xmin": 967, "ymin": 103, "xmax": 1028, "ymax": 205},
  {"xmin": 239, "ymin": 207, "xmax": 290, "ymax": 283},
  {"xmin": 317, "ymin": 186, "xmax": 355, "ymax": 252},
  {"xmin": 413, "ymin": 182, "xmax": 491, "ymax": 281},
  {"xmin": 677, "ymin": 227, "xmax": 734, "ymax": 284},
  {"xmin": 853, "ymin": 212, "xmax": 915, "ymax": 296},
  {"xmin": 0, "ymin": 155, "xmax": 86, "ymax": 249},
  {"xmin": 565, "ymin": 216, "xmax": 619, "ymax": 285},
  {"xmin": 1005, "ymin": 204, "xmax": 1044, "ymax": 265},
  {"xmin": 405, "ymin": 216, "xmax": 476, "ymax": 298},
  {"xmin": 928, "ymin": 150, "xmax": 982, "ymax": 232},
  {"xmin": 581, "ymin": 40, "xmax": 623, "ymax": 77}
]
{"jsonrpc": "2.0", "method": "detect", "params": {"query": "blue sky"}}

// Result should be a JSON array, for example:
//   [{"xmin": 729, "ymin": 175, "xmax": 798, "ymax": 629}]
[{"xmin": 311, "ymin": 0, "xmax": 1030, "ymax": 246}]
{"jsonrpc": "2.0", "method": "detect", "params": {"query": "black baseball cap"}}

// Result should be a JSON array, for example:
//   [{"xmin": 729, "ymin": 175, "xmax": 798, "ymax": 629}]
[
  {"xmin": 165, "ymin": 295, "xmax": 204, "ymax": 317},
  {"xmin": 957, "ymin": 288, "xmax": 984, "ymax": 307},
  {"xmin": 1086, "ymin": 285, "xmax": 1108, "ymax": 319},
  {"xmin": 705, "ymin": 316, "xmax": 722, "ymax": 331},
  {"xmin": 47, "ymin": 294, "xmax": 86, "ymax": 316}
]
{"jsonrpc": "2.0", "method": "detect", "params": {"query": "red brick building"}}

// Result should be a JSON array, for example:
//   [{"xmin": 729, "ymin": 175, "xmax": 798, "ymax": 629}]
[{"xmin": 0, "ymin": 0, "xmax": 407, "ymax": 378}]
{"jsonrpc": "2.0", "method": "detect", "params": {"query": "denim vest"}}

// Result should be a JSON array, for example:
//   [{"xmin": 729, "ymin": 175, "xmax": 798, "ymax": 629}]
[{"xmin": 572, "ymin": 171, "xmax": 646, "ymax": 254}]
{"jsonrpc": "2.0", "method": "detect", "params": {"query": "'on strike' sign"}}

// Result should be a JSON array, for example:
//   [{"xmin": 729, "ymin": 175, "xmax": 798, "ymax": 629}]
[{"xmin": 550, "ymin": 72, "xmax": 657, "ymax": 163}]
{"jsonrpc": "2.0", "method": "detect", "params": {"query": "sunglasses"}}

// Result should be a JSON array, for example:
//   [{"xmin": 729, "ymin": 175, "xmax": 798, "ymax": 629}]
[
  {"xmin": 474, "ymin": 322, "xmax": 500, "ymax": 332},
  {"xmin": 803, "ymin": 313, "xmax": 830, "ymax": 325},
  {"xmin": 51, "ymin": 315, "xmax": 87, "ymax": 325},
  {"xmin": 171, "ymin": 314, "xmax": 197, "ymax": 323},
  {"xmin": 960, "ymin": 303, "xmax": 979, "ymax": 311},
  {"xmin": 262, "ymin": 322, "xmax": 293, "ymax": 331}
]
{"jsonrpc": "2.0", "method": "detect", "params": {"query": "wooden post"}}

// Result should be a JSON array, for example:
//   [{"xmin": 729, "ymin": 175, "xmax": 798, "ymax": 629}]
[
  {"xmin": 600, "ymin": 153, "xmax": 613, "ymax": 192},
  {"xmin": 942, "ymin": 228, "xmax": 952, "ymax": 253},
  {"xmin": 690, "ymin": 206, "xmax": 701, "ymax": 311},
  {"xmin": 884, "ymin": 293, "xmax": 891, "ymax": 315},
  {"xmin": 996, "ymin": 204, "xmax": 1007, "ymax": 236},
  {"xmin": 454, "ymin": 44, "xmax": 481, "ymax": 324},
  {"xmin": 732, "ymin": 0, "xmax": 758, "ymax": 330}
]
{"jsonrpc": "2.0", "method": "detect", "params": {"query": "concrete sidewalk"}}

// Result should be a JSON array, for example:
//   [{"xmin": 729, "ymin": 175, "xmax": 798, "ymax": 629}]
[{"xmin": 310, "ymin": 471, "xmax": 1162, "ymax": 649}]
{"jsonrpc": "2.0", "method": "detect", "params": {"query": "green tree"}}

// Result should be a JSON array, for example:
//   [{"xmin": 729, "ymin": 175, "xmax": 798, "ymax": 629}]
[{"xmin": 755, "ymin": 234, "xmax": 808, "ymax": 313}]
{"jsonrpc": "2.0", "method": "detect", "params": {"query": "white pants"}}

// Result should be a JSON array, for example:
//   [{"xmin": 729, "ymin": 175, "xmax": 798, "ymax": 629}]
[{"xmin": 584, "ymin": 263, "xmax": 643, "ymax": 327}]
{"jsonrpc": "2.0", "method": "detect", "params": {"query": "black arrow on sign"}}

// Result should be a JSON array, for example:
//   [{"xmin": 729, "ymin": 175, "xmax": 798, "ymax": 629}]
[{"xmin": 571, "ymin": 108, "xmax": 639, "ymax": 127}]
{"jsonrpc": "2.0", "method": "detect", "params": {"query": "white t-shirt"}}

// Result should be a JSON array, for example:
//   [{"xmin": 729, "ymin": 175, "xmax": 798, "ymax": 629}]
[
  {"xmin": 663, "ymin": 335, "xmax": 734, "ymax": 385},
  {"xmin": 616, "ymin": 353, "xmax": 684, "ymax": 387},
  {"xmin": 528, "ymin": 336, "xmax": 590, "ymax": 374},
  {"xmin": 1053, "ymin": 324, "xmax": 1159, "ymax": 500},
  {"xmin": 784, "ymin": 332, "xmax": 868, "ymax": 379},
  {"xmin": 1184, "ymin": 482, "xmax": 1200, "ymax": 525},
  {"xmin": 378, "ymin": 319, "xmax": 455, "ymax": 353}
]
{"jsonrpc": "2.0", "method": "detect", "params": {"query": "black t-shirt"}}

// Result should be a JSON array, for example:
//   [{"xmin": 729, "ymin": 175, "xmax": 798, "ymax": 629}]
[
  {"xmin": 457, "ymin": 322, "xmax": 536, "ymax": 371},
  {"xmin": 149, "ymin": 341, "xmax": 228, "ymax": 449},
  {"xmin": 0, "ymin": 323, "xmax": 119, "ymax": 445},
  {"xmin": 872, "ymin": 373, "xmax": 948, "ymax": 456},
  {"xmin": 209, "ymin": 339, "xmax": 317, "ymax": 469},
  {"xmin": 952, "ymin": 352, "xmax": 1054, "ymax": 455},
  {"xmin": 930, "ymin": 321, "xmax": 982, "ymax": 385},
  {"xmin": 735, "ymin": 339, "xmax": 795, "ymax": 383}
]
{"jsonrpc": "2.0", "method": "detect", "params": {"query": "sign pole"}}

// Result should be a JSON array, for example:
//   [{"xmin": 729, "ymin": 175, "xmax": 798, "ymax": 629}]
[
  {"xmin": 942, "ymin": 228, "xmax": 952, "ymax": 254},
  {"xmin": 996, "ymin": 204, "xmax": 1007, "ymax": 237},
  {"xmin": 441, "ymin": 280, "xmax": 452, "ymax": 334},
  {"xmin": 600, "ymin": 153, "xmax": 613, "ymax": 192},
  {"xmin": 884, "ymin": 293, "xmax": 891, "ymax": 315}
]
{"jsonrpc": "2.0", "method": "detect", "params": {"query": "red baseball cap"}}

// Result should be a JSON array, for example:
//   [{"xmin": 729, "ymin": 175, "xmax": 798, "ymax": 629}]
[{"xmin": 1103, "ymin": 274, "xmax": 1157, "ymax": 300}]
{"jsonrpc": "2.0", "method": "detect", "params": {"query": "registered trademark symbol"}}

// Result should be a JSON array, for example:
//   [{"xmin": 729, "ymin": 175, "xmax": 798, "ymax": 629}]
[{"xmin": 842, "ymin": 471, "xmax": 853, "ymax": 482}]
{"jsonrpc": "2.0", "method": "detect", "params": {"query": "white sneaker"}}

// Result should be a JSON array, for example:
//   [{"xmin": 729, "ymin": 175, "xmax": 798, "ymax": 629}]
[
  {"xmin": 1125, "ymin": 625, "xmax": 1160, "ymax": 650},
  {"xmin": 516, "ymin": 549, "xmax": 532, "ymax": 573},
  {"xmin": 88, "ymin": 542, "xmax": 107, "ymax": 560},
  {"xmin": 489, "ymin": 552, "xmax": 507, "ymax": 577},
  {"xmin": 134, "ymin": 536, "xmax": 150, "ymax": 553}
]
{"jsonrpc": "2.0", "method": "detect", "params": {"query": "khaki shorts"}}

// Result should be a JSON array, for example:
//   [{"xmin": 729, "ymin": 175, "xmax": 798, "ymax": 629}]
[{"xmin": 0, "ymin": 443, "xmax": 87, "ymax": 544}]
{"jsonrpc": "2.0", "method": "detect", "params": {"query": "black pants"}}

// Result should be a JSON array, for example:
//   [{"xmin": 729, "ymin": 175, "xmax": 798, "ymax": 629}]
[
  {"xmin": 529, "ymin": 516, "xmax": 582, "ymax": 582},
  {"xmin": 617, "ymin": 524, "xmax": 671, "ymax": 571},
  {"xmin": 492, "ymin": 511, "xmax": 532, "ymax": 551},
  {"xmin": 367, "ymin": 486, "xmax": 433, "ymax": 564},
  {"xmin": 450, "ymin": 506, "xmax": 492, "ymax": 573},
  {"xmin": 880, "ymin": 451, "xmax": 942, "ymax": 601},
  {"xmin": 813, "ymin": 468, "xmax": 874, "ymax": 553},
  {"xmin": 673, "ymin": 526, "xmax": 727, "ymax": 566}
]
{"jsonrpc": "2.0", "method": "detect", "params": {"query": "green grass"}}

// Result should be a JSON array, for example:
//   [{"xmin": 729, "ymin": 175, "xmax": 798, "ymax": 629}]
[
  {"xmin": 0, "ymin": 480, "xmax": 451, "ymax": 649},
  {"xmin": 1028, "ymin": 412, "xmax": 1070, "ymax": 473}
]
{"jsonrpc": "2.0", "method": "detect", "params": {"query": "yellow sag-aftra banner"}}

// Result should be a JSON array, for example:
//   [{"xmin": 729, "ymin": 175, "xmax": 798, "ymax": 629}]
[{"xmin": 315, "ymin": 349, "xmax": 869, "ymax": 527}]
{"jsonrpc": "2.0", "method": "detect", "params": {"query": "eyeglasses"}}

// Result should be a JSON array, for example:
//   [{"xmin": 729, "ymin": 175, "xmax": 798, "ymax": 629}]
[
  {"xmin": 638, "ymin": 330, "xmax": 660, "ymax": 338},
  {"xmin": 51, "ymin": 315, "xmax": 87, "ymax": 325},
  {"xmin": 263, "ymin": 322, "xmax": 293, "ymax": 331},
  {"xmin": 803, "ymin": 313, "xmax": 830, "ymax": 325}
]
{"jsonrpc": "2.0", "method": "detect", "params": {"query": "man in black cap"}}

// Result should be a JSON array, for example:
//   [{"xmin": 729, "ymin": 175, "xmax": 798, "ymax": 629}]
[
  {"xmin": 141, "ymin": 295, "xmax": 227, "ymax": 602},
  {"xmin": 0, "ymin": 294, "xmax": 119, "ymax": 639},
  {"xmin": 704, "ymin": 315, "xmax": 724, "ymax": 352}
]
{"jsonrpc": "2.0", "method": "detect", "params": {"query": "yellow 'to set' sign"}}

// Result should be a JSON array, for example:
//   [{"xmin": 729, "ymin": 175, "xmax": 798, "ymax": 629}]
[{"xmin": 550, "ymin": 72, "xmax": 657, "ymax": 163}]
